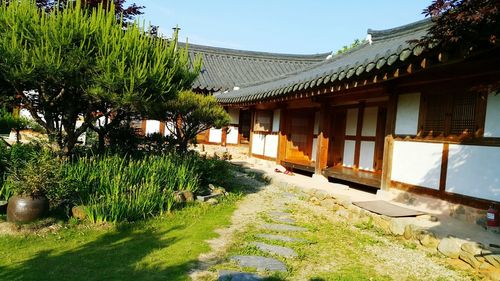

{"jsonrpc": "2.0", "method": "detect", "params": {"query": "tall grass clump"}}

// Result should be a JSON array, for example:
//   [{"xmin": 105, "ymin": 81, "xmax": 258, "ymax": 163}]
[{"xmin": 63, "ymin": 153, "xmax": 200, "ymax": 223}]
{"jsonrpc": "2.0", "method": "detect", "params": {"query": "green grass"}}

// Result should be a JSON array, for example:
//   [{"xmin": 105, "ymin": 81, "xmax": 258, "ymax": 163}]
[{"xmin": 0, "ymin": 195, "xmax": 240, "ymax": 281}]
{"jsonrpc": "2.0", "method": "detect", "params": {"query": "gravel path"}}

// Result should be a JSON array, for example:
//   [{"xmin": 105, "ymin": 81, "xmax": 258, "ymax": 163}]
[{"xmin": 190, "ymin": 172, "xmax": 472, "ymax": 281}]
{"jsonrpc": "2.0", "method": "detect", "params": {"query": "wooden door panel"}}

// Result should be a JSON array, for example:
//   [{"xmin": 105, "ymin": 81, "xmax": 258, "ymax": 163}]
[{"xmin": 285, "ymin": 112, "xmax": 314, "ymax": 162}]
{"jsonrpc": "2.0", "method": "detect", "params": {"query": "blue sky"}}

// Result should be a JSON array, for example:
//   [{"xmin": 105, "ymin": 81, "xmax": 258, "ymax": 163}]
[{"xmin": 133, "ymin": 0, "xmax": 431, "ymax": 54}]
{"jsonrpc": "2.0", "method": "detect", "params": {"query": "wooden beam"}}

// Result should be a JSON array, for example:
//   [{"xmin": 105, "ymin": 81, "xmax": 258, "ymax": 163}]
[
  {"xmin": 380, "ymin": 135, "xmax": 394, "ymax": 190},
  {"xmin": 315, "ymin": 104, "xmax": 331, "ymax": 174}
]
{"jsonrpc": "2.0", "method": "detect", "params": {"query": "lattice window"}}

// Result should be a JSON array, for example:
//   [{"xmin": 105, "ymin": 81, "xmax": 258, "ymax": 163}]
[
  {"xmin": 423, "ymin": 94, "xmax": 447, "ymax": 135},
  {"xmin": 451, "ymin": 93, "xmax": 477, "ymax": 135},
  {"xmin": 422, "ymin": 92, "xmax": 479, "ymax": 137},
  {"xmin": 254, "ymin": 110, "xmax": 272, "ymax": 132}
]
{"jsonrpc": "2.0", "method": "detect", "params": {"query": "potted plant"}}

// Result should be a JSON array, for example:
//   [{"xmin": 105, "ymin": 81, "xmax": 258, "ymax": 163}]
[{"xmin": 6, "ymin": 152, "xmax": 61, "ymax": 223}]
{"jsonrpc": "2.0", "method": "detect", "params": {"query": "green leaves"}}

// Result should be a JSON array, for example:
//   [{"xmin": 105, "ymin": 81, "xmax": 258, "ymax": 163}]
[{"xmin": 0, "ymin": 0, "xmax": 201, "ymax": 154}]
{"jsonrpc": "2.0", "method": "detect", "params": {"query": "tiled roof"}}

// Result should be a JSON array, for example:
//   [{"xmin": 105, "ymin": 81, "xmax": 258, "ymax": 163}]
[
  {"xmin": 181, "ymin": 43, "xmax": 329, "ymax": 92},
  {"xmin": 216, "ymin": 19, "xmax": 433, "ymax": 104}
]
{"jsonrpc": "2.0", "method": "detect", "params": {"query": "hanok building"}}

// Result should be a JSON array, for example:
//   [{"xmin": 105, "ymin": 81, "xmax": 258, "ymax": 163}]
[{"xmin": 145, "ymin": 19, "xmax": 500, "ymax": 209}]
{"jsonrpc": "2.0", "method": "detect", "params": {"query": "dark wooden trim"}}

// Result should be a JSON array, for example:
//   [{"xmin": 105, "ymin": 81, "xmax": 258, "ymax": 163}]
[
  {"xmin": 252, "ymin": 153, "xmax": 276, "ymax": 161},
  {"xmin": 439, "ymin": 143, "xmax": 449, "ymax": 193},
  {"xmin": 353, "ymin": 102, "xmax": 365, "ymax": 168},
  {"xmin": 282, "ymin": 160, "xmax": 315, "ymax": 173},
  {"xmin": 390, "ymin": 180, "xmax": 498, "ymax": 210}
]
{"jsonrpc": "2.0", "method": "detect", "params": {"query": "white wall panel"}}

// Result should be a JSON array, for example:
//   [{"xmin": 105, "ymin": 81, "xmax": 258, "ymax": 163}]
[
  {"xmin": 391, "ymin": 141, "xmax": 443, "ymax": 190},
  {"xmin": 228, "ymin": 108, "xmax": 240, "ymax": 124},
  {"xmin": 395, "ymin": 93, "xmax": 421, "ymax": 136},
  {"xmin": 446, "ymin": 144, "xmax": 500, "ymax": 201},
  {"xmin": 311, "ymin": 137, "xmax": 318, "ymax": 162},
  {"xmin": 485, "ymin": 92, "xmax": 500, "ymax": 137},
  {"xmin": 345, "ymin": 108, "xmax": 358, "ymax": 136},
  {"xmin": 264, "ymin": 134, "xmax": 279, "ymax": 158},
  {"xmin": 359, "ymin": 141, "xmax": 375, "ymax": 171},
  {"xmin": 251, "ymin": 133, "xmax": 265, "ymax": 155},
  {"xmin": 145, "ymin": 120, "xmax": 160, "ymax": 135},
  {"xmin": 342, "ymin": 140, "xmax": 356, "ymax": 167},
  {"xmin": 226, "ymin": 126, "xmax": 239, "ymax": 144},
  {"xmin": 208, "ymin": 128, "xmax": 222, "ymax": 143},
  {"xmin": 272, "ymin": 110, "xmax": 281, "ymax": 132},
  {"xmin": 362, "ymin": 107, "xmax": 378, "ymax": 137},
  {"xmin": 164, "ymin": 121, "xmax": 175, "ymax": 136}
]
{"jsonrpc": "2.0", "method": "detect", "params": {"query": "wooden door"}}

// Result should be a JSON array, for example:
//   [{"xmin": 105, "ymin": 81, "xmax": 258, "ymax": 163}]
[
  {"xmin": 285, "ymin": 110, "xmax": 314, "ymax": 162},
  {"xmin": 332, "ymin": 104, "xmax": 386, "ymax": 172}
]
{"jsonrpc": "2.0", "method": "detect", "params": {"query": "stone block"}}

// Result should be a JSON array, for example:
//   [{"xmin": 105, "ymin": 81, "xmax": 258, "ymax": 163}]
[
  {"xmin": 389, "ymin": 219, "xmax": 407, "ymax": 236},
  {"xmin": 459, "ymin": 250, "xmax": 482, "ymax": 269},
  {"xmin": 461, "ymin": 242, "xmax": 484, "ymax": 256},
  {"xmin": 417, "ymin": 231, "xmax": 439, "ymax": 249},
  {"xmin": 438, "ymin": 237, "xmax": 463, "ymax": 259},
  {"xmin": 482, "ymin": 249, "xmax": 500, "ymax": 268}
]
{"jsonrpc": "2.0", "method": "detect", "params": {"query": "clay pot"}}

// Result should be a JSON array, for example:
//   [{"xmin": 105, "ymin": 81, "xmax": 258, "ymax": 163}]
[{"xmin": 7, "ymin": 195, "xmax": 49, "ymax": 223}]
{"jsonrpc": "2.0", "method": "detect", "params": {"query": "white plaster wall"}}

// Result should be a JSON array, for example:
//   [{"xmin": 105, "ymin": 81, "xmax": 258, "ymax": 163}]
[
  {"xmin": 313, "ymin": 111, "xmax": 320, "ymax": 135},
  {"xmin": 343, "ymin": 140, "xmax": 356, "ymax": 167},
  {"xmin": 311, "ymin": 137, "xmax": 318, "ymax": 162},
  {"xmin": 264, "ymin": 134, "xmax": 279, "ymax": 158},
  {"xmin": 359, "ymin": 141, "xmax": 375, "ymax": 171},
  {"xmin": 395, "ymin": 93, "xmax": 421, "ymax": 136},
  {"xmin": 345, "ymin": 108, "xmax": 358, "ymax": 136},
  {"xmin": 272, "ymin": 110, "xmax": 281, "ymax": 132},
  {"xmin": 226, "ymin": 126, "xmax": 239, "ymax": 144},
  {"xmin": 446, "ymin": 144, "xmax": 500, "ymax": 201},
  {"xmin": 20, "ymin": 108, "xmax": 32, "ymax": 119},
  {"xmin": 361, "ymin": 107, "xmax": 378, "ymax": 137},
  {"xmin": 146, "ymin": 120, "xmax": 160, "ymax": 135},
  {"xmin": 251, "ymin": 133, "xmax": 265, "ymax": 155},
  {"xmin": 484, "ymin": 92, "xmax": 500, "ymax": 137},
  {"xmin": 391, "ymin": 141, "xmax": 443, "ymax": 190},
  {"xmin": 228, "ymin": 108, "xmax": 240, "ymax": 124},
  {"xmin": 208, "ymin": 128, "xmax": 222, "ymax": 143}
]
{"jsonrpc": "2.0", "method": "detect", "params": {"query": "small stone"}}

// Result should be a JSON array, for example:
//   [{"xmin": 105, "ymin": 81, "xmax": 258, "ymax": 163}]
[
  {"xmin": 389, "ymin": 219, "xmax": 406, "ymax": 236},
  {"xmin": 482, "ymin": 249, "xmax": 500, "ymax": 268},
  {"xmin": 206, "ymin": 198, "xmax": 219, "ymax": 205},
  {"xmin": 461, "ymin": 242, "xmax": 484, "ymax": 256},
  {"xmin": 255, "ymin": 234, "xmax": 306, "ymax": 243},
  {"xmin": 250, "ymin": 242, "xmax": 298, "ymax": 258},
  {"xmin": 182, "ymin": 191, "xmax": 194, "ymax": 202},
  {"xmin": 230, "ymin": 255, "xmax": 286, "ymax": 272},
  {"xmin": 309, "ymin": 197, "xmax": 321, "ymax": 206},
  {"xmin": 261, "ymin": 223, "xmax": 307, "ymax": 232},
  {"xmin": 459, "ymin": 251, "xmax": 482, "ymax": 269},
  {"xmin": 417, "ymin": 231, "xmax": 439, "ymax": 249},
  {"xmin": 438, "ymin": 237, "xmax": 462, "ymax": 259},
  {"xmin": 416, "ymin": 214, "xmax": 438, "ymax": 222},
  {"xmin": 403, "ymin": 224, "xmax": 414, "ymax": 240},
  {"xmin": 218, "ymin": 270, "xmax": 262, "ymax": 281},
  {"xmin": 174, "ymin": 191, "xmax": 186, "ymax": 203},
  {"xmin": 320, "ymin": 198, "xmax": 337, "ymax": 210},
  {"xmin": 71, "ymin": 206, "xmax": 87, "ymax": 220}
]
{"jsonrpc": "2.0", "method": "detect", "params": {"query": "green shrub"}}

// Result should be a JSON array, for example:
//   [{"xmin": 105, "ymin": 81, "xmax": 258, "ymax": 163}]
[
  {"xmin": 63, "ymin": 153, "xmax": 201, "ymax": 223},
  {"xmin": 192, "ymin": 153, "xmax": 233, "ymax": 192}
]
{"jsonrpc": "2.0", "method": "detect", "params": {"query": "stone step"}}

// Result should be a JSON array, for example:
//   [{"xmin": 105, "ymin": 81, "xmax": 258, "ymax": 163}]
[
  {"xmin": 230, "ymin": 255, "xmax": 287, "ymax": 272},
  {"xmin": 271, "ymin": 217, "xmax": 296, "ymax": 224},
  {"xmin": 261, "ymin": 223, "xmax": 308, "ymax": 232},
  {"xmin": 250, "ymin": 242, "xmax": 298, "ymax": 258},
  {"xmin": 255, "ymin": 234, "xmax": 306, "ymax": 243},
  {"xmin": 218, "ymin": 270, "xmax": 262, "ymax": 281}
]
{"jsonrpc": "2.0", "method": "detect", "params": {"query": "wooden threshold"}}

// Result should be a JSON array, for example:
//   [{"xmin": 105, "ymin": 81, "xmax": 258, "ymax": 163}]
[
  {"xmin": 322, "ymin": 166, "xmax": 381, "ymax": 189},
  {"xmin": 281, "ymin": 159, "xmax": 315, "ymax": 173}
]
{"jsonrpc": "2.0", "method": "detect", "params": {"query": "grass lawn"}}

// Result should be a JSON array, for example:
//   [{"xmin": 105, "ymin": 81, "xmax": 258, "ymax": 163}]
[{"xmin": 0, "ymin": 195, "xmax": 240, "ymax": 281}]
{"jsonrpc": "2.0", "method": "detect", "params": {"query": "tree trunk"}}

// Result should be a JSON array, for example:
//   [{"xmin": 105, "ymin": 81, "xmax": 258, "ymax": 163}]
[{"xmin": 98, "ymin": 131, "xmax": 106, "ymax": 153}]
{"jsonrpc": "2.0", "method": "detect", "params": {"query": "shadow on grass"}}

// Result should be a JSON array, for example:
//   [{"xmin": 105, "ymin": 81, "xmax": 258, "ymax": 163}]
[{"xmin": 0, "ymin": 223, "xmax": 195, "ymax": 281}]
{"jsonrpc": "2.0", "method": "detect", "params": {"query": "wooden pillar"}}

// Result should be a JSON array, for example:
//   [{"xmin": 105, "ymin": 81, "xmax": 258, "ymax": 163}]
[
  {"xmin": 159, "ymin": 121, "xmax": 165, "ymax": 136},
  {"xmin": 315, "ymin": 104, "xmax": 330, "ymax": 174},
  {"xmin": 248, "ymin": 109, "xmax": 255, "ymax": 156},
  {"xmin": 380, "ymin": 135, "xmax": 394, "ymax": 190},
  {"xmin": 140, "ymin": 119, "xmax": 147, "ymax": 136},
  {"xmin": 277, "ymin": 108, "xmax": 287, "ymax": 164},
  {"xmin": 221, "ymin": 127, "xmax": 227, "ymax": 147}
]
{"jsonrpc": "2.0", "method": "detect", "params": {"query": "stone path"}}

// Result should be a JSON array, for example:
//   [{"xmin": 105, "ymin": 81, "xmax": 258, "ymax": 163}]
[
  {"xmin": 255, "ymin": 234, "xmax": 306, "ymax": 243},
  {"xmin": 249, "ymin": 242, "xmax": 298, "ymax": 258}
]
